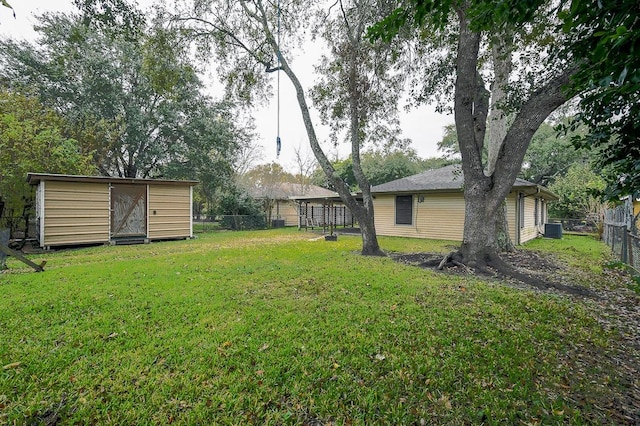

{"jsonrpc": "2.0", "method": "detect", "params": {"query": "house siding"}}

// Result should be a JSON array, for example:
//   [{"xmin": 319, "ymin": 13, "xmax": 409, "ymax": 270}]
[
  {"xmin": 374, "ymin": 193, "xmax": 465, "ymax": 240},
  {"xmin": 42, "ymin": 181, "xmax": 110, "ymax": 247},
  {"xmin": 521, "ymin": 195, "xmax": 545, "ymax": 243},
  {"xmin": 506, "ymin": 193, "xmax": 518, "ymax": 243},
  {"xmin": 374, "ymin": 191, "xmax": 548, "ymax": 244},
  {"xmin": 269, "ymin": 201, "xmax": 299, "ymax": 226},
  {"xmin": 148, "ymin": 185, "xmax": 192, "ymax": 240}
]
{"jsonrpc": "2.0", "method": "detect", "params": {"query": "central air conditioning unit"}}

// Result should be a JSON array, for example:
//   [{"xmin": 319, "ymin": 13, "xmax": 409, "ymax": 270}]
[{"xmin": 544, "ymin": 223, "xmax": 563, "ymax": 239}]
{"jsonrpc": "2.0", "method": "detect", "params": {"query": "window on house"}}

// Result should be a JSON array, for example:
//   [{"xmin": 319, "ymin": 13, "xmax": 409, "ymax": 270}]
[
  {"xmin": 534, "ymin": 198, "xmax": 539, "ymax": 226},
  {"xmin": 395, "ymin": 195, "xmax": 413, "ymax": 225},
  {"xmin": 519, "ymin": 194, "xmax": 525, "ymax": 229}
]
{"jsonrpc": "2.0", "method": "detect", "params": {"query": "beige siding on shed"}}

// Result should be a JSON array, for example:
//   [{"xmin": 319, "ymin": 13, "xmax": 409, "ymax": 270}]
[
  {"xmin": 374, "ymin": 193, "xmax": 465, "ymax": 241},
  {"xmin": 148, "ymin": 185, "xmax": 191, "ymax": 239},
  {"xmin": 43, "ymin": 181, "xmax": 110, "ymax": 246}
]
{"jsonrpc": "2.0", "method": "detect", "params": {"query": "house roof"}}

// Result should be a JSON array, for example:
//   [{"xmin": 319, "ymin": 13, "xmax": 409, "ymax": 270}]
[
  {"xmin": 248, "ymin": 182, "xmax": 337, "ymax": 200},
  {"xmin": 27, "ymin": 173, "xmax": 198, "ymax": 186},
  {"xmin": 371, "ymin": 164, "xmax": 558, "ymax": 200}
]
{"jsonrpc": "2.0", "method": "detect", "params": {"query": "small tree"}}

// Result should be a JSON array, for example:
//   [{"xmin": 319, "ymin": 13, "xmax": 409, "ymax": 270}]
[
  {"xmin": 0, "ymin": 90, "xmax": 95, "ymax": 232},
  {"xmin": 549, "ymin": 163, "xmax": 606, "ymax": 219}
]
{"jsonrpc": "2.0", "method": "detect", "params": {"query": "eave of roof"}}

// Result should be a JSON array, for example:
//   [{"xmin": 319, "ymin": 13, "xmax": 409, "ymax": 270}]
[
  {"xmin": 27, "ymin": 173, "xmax": 199, "ymax": 186},
  {"xmin": 370, "ymin": 165, "xmax": 558, "ymax": 200},
  {"xmin": 289, "ymin": 192, "xmax": 362, "ymax": 203}
]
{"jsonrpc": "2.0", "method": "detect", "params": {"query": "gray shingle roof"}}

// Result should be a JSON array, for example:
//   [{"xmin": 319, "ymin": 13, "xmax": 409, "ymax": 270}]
[
  {"xmin": 248, "ymin": 182, "xmax": 336, "ymax": 200},
  {"xmin": 371, "ymin": 164, "xmax": 464, "ymax": 193},
  {"xmin": 371, "ymin": 164, "xmax": 556, "ymax": 199}
]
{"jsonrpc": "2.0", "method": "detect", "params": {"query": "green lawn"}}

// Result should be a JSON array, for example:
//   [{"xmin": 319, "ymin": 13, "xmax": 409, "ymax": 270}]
[{"xmin": 0, "ymin": 229, "xmax": 631, "ymax": 424}]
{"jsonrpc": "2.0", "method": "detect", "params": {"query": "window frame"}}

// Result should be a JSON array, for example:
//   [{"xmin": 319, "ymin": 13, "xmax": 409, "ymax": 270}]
[
  {"xmin": 395, "ymin": 195, "xmax": 413, "ymax": 225},
  {"xmin": 519, "ymin": 194, "xmax": 525, "ymax": 229}
]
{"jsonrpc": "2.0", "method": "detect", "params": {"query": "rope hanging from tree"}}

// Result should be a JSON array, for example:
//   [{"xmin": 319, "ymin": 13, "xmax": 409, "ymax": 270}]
[{"xmin": 276, "ymin": 0, "xmax": 282, "ymax": 158}]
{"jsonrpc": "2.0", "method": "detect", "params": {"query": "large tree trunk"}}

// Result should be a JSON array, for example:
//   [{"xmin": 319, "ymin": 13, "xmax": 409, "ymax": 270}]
[
  {"xmin": 486, "ymin": 34, "xmax": 516, "ymax": 253},
  {"xmin": 346, "ymin": 18, "xmax": 384, "ymax": 257},
  {"xmin": 453, "ymin": 5, "xmax": 574, "ymax": 269},
  {"xmin": 250, "ymin": 0, "xmax": 384, "ymax": 256},
  {"xmin": 495, "ymin": 201, "xmax": 515, "ymax": 252},
  {"xmin": 279, "ymin": 40, "xmax": 384, "ymax": 256},
  {"xmin": 459, "ymin": 180, "xmax": 501, "ymax": 269}
]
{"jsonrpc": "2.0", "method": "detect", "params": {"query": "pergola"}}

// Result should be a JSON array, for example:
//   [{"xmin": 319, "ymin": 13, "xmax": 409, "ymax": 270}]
[{"xmin": 291, "ymin": 194, "xmax": 360, "ymax": 236}]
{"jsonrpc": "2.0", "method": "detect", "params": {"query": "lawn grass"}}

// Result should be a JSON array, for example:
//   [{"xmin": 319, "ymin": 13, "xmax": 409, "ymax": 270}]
[{"xmin": 0, "ymin": 229, "xmax": 622, "ymax": 424}]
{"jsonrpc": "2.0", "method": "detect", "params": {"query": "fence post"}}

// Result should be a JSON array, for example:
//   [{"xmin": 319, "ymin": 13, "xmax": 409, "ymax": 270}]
[
  {"xmin": 622, "ymin": 228, "xmax": 628, "ymax": 263},
  {"xmin": 0, "ymin": 228, "xmax": 9, "ymax": 270},
  {"xmin": 628, "ymin": 232, "xmax": 634, "ymax": 267}
]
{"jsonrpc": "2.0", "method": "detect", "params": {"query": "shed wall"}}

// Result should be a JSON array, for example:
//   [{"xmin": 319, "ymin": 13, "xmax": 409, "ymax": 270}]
[
  {"xmin": 148, "ymin": 185, "xmax": 192, "ymax": 239},
  {"xmin": 42, "ymin": 181, "xmax": 110, "ymax": 246}
]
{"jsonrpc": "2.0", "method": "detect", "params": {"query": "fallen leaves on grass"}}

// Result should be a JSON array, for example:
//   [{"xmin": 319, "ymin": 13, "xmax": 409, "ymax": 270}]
[{"xmin": 2, "ymin": 362, "xmax": 22, "ymax": 370}]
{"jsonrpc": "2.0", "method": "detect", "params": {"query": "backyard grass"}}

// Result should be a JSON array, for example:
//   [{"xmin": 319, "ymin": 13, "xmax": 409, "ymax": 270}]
[{"xmin": 0, "ymin": 229, "xmax": 636, "ymax": 424}]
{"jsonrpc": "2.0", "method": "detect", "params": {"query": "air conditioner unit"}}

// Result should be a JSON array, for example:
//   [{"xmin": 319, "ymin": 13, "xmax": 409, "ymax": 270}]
[{"xmin": 544, "ymin": 223, "xmax": 563, "ymax": 239}]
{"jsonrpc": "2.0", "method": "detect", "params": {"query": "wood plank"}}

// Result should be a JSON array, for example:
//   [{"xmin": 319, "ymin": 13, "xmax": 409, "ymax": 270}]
[{"xmin": 0, "ymin": 244, "xmax": 46, "ymax": 272}]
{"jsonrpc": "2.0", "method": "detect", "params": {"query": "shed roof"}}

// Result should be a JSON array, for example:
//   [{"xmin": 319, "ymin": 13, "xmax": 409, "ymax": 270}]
[
  {"xmin": 371, "ymin": 164, "xmax": 557, "ymax": 200},
  {"xmin": 27, "ymin": 173, "xmax": 198, "ymax": 186}
]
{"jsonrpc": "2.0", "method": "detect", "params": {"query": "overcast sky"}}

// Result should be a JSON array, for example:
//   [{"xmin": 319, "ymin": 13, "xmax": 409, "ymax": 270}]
[{"xmin": 0, "ymin": 0, "xmax": 453, "ymax": 173}]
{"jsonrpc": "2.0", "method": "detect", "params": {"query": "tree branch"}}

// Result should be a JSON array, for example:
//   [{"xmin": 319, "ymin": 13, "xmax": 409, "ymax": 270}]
[
  {"xmin": 453, "ymin": 4, "xmax": 485, "ymax": 179},
  {"xmin": 173, "ymin": 16, "xmax": 274, "ymax": 71},
  {"xmin": 494, "ymin": 65, "xmax": 577, "ymax": 188}
]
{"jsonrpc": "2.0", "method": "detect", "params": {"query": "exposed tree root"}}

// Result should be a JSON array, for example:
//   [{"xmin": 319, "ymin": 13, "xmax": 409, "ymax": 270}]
[
  {"xmin": 438, "ymin": 251, "xmax": 470, "ymax": 272},
  {"xmin": 437, "ymin": 252, "xmax": 452, "ymax": 270},
  {"xmin": 396, "ymin": 249, "xmax": 597, "ymax": 298}
]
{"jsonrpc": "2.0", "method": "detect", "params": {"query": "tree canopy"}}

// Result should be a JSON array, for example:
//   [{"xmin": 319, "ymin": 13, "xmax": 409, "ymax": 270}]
[
  {"xmin": 520, "ymin": 119, "xmax": 589, "ymax": 187},
  {"xmin": 560, "ymin": 0, "xmax": 640, "ymax": 200},
  {"xmin": 1, "ymin": 11, "xmax": 240, "ymax": 179},
  {"xmin": 370, "ymin": 0, "xmax": 576, "ymax": 268},
  {"xmin": 0, "ymin": 89, "xmax": 95, "ymax": 219},
  {"xmin": 549, "ymin": 162, "xmax": 606, "ymax": 219},
  {"xmin": 0, "ymin": 4, "xmax": 251, "ymax": 216}
]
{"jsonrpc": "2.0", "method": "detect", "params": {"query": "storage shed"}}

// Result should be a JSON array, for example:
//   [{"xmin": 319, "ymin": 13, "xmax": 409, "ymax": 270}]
[{"xmin": 27, "ymin": 173, "xmax": 198, "ymax": 249}]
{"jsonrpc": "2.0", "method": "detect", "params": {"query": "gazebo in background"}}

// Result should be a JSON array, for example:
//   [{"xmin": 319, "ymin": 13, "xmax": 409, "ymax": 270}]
[{"xmin": 292, "ymin": 194, "xmax": 359, "ymax": 235}]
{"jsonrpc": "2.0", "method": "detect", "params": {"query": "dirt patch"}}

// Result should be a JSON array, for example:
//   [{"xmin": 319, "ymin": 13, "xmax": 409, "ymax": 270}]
[{"xmin": 392, "ymin": 249, "xmax": 595, "ymax": 297}]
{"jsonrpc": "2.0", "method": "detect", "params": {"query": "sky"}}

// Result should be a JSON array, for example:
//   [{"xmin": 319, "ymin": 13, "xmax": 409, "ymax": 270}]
[{"xmin": 0, "ymin": 0, "xmax": 453, "ymax": 173}]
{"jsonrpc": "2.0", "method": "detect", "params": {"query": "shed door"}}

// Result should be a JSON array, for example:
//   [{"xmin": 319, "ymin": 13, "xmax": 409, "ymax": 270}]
[{"xmin": 110, "ymin": 184, "xmax": 147, "ymax": 238}]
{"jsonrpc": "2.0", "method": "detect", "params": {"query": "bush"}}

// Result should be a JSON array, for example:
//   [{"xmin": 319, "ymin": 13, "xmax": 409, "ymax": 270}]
[{"xmin": 219, "ymin": 214, "xmax": 266, "ymax": 230}]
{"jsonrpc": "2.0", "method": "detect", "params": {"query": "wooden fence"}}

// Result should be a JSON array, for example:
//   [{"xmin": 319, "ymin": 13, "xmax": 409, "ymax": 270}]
[{"xmin": 603, "ymin": 200, "xmax": 639, "ymax": 273}]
